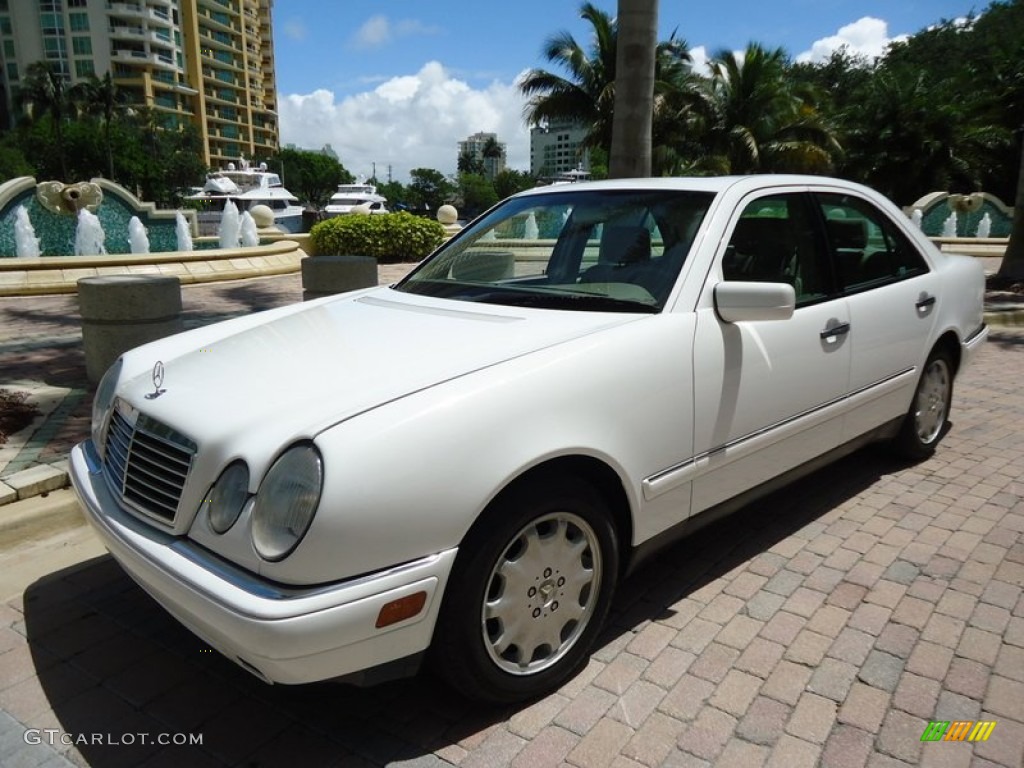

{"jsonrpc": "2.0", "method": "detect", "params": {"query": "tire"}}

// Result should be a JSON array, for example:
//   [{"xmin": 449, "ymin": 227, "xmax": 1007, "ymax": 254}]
[
  {"xmin": 893, "ymin": 348, "xmax": 954, "ymax": 460},
  {"xmin": 431, "ymin": 475, "xmax": 619, "ymax": 703}
]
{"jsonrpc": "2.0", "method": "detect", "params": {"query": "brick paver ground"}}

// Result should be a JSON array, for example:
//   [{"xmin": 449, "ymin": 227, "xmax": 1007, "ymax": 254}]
[{"xmin": 0, "ymin": 288, "xmax": 1021, "ymax": 764}]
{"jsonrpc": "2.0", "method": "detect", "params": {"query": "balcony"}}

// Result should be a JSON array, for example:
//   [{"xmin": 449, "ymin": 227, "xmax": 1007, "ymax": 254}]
[
  {"xmin": 107, "ymin": 3, "xmax": 146, "ymax": 19},
  {"xmin": 111, "ymin": 48, "xmax": 179, "ymax": 71},
  {"xmin": 109, "ymin": 25, "xmax": 146, "ymax": 40}
]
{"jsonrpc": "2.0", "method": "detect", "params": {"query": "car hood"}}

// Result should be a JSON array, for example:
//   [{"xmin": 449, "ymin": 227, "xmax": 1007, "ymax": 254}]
[{"xmin": 117, "ymin": 286, "xmax": 641, "ymax": 455}]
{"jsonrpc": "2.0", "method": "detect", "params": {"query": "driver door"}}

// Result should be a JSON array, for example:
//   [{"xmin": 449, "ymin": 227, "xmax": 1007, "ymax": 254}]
[{"xmin": 691, "ymin": 191, "xmax": 851, "ymax": 512}]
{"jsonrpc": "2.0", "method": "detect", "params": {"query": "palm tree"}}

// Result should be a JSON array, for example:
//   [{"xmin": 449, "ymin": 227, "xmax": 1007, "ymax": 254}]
[
  {"xmin": 609, "ymin": 0, "xmax": 658, "ymax": 178},
  {"xmin": 696, "ymin": 44, "xmax": 840, "ymax": 175},
  {"xmin": 519, "ymin": 3, "xmax": 619, "ymax": 153},
  {"xmin": 520, "ymin": 2, "xmax": 693, "ymax": 169},
  {"xmin": 457, "ymin": 148, "xmax": 483, "ymax": 176},
  {"xmin": 76, "ymin": 72, "xmax": 130, "ymax": 180},
  {"xmin": 481, "ymin": 135, "xmax": 505, "ymax": 180},
  {"xmin": 16, "ymin": 62, "xmax": 73, "ymax": 179},
  {"xmin": 1002, "ymin": 140, "xmax": 1024, "ymax": 280},
  {"xmin": 839, "ymin": 71, "xmax": 1000, "ymax": 205}
]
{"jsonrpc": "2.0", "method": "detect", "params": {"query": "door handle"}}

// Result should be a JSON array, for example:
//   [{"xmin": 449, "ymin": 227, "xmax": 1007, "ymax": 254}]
[
  {"xmin": 916, "ymin": 295, "xmax": 936, "ymax": 312},
  {"xmin": 820, "ymin": 322, "xmax": 850, "ymax": 340}
]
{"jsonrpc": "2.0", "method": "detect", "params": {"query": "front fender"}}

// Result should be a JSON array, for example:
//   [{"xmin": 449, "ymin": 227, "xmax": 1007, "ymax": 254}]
[{"xmin": 259, "ymin": 313, "xmax": 698, "ymax": 585}]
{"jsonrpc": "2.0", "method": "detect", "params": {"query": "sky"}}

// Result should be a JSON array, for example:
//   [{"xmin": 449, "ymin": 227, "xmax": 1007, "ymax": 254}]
[{"xmin": 272, "ymin": 0, "xmax": 985, "ymax": 184}]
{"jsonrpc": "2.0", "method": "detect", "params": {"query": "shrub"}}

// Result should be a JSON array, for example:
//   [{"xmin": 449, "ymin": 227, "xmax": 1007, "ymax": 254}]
[{"xmin": 308, "ymin": 212, "xmax": 446, "ymax": 262}]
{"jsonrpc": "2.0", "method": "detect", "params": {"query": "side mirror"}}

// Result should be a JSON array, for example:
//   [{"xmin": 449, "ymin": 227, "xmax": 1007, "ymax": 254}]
[{"xmin": 714, "ymin": 281, "xmax": 795, "ymax": 323}]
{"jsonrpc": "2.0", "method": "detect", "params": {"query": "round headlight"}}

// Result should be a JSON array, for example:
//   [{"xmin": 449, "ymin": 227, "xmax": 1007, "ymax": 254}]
[
  {"xmin": 202, "ymin": 462, "xmax": 251, "ymax": 534},
  {"xmin": 251, "ymin": 444, "xmax": 323, "ymax": 561},
  {"xmin": 91, "ymin": 357, "xmax": 123, "ymax": 455}
]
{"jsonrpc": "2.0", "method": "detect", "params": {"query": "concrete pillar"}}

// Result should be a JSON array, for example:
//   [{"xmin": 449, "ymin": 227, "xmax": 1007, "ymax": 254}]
[
  {"xmin": 301, "ymin": 255, "xmax": 378, "ymax": 301},
  {"xmin": 78, "ymin": 275, "xmax": 183, "ymax": 383}
]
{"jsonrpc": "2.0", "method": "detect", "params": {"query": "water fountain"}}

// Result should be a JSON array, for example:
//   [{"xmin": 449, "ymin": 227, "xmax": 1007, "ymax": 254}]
[
  {"xmin": 14, "ymin": 205, "xmax": 41, "ymax": 257},
  {"xmin": 0, "ymin": 175, "xmax": 308, "ymax": 296},
  {"xmin": 240, "ymin": 210, "xmax": 259, "ymax": 247},
  {"xmin": 128, "ymin": 216, "xmax": 150, "ymax": 254},
  {"xmin": 175, "ymin": 211, "xmax": 193, "ymax": 252},
  {"xmin": 976, "ymin": 212, "xmax": 992, "ymax": 239},
  {"xmin": 941, "ymin": 211, "xmax": 958, "ymax": 238},
  {"xmin": 218, "ymin": 199, "xmax": 241, "ymax": 250},
  {"xmin": 74, "ymin": 209, "xmax": 107, "ymax": 256}
]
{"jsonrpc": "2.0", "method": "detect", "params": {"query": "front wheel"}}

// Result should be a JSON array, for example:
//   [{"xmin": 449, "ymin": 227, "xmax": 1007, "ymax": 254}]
[
  {"xmin": 431, "ymin": 475, "xmax": 619, "ymax": 703},
  {"xmin": 893, "ymin": 348, "xmax": 954, "ymax": 460}
]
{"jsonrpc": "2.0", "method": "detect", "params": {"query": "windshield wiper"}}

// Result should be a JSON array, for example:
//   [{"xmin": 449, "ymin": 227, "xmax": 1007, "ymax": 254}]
[{"xmin": 471, "ymin": 290, "xmax": 658, "ymax": 314}]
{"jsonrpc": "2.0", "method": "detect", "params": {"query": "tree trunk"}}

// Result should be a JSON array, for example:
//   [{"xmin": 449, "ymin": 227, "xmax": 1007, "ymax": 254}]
[
  {"xmin": 997, "ymin": 132, "xmax": 1024, "ymax": 280},
  {"xmin": 608, "ymin": 0, "xmax": 658, "ymax": 179}
]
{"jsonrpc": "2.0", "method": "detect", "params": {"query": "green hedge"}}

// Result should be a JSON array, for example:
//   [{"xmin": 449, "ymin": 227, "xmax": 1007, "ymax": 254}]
[{"xmin": 308, "ymin": 212, "xmax": 446, "ymax": 262}]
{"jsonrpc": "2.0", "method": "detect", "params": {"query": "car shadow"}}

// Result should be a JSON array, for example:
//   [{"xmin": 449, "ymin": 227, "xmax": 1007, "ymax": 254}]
[
  {"xmin": 21, "ymin": 447, "xmax": 895, "ymax": 766},
  {"xmin": 986, "ymin": 327, "xmax": 1024, "ymax": 350}
]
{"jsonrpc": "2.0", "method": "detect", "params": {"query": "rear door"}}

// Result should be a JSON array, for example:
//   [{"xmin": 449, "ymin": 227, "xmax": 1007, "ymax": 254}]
[{"xmin": 811, "ymin": 192, "xmax": 940, "ymax": 440}]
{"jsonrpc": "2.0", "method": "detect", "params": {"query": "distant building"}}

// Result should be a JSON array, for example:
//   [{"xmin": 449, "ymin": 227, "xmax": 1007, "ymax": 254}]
[
  {"xmin": 457, "ymin": 131, "xmax": 507, "ymax": 180},
  {"xmin": 530, "ymin": 119, "xmax": 590, "ymax": 178},
  {"xmin": 0, "ymin": 0, "xmax": 280, "ymax": 170}
]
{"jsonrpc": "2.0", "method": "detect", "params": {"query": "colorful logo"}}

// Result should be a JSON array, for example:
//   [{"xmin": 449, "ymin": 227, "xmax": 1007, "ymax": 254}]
[{"xmin": 921, "ymin": 721, "xmax": 997, "ymax": 742}]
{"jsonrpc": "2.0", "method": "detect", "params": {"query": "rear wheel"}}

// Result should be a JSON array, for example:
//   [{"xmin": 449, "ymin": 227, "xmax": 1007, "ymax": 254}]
[
  {"xmin": 894, "ymin": 348, "xmax": 953, "ymax": 460},
  {"xmin": 432, "ymin": 475, "xmax": 619, "ymax": 703}
]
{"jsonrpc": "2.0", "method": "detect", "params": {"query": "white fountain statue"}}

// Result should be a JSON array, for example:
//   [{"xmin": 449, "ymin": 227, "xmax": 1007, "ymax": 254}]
[
  {"xmin": 941, "ymin": 211, "xmax": 958, "ymax": 238},
  {"xmin": 127, "ymin": 216, "xmax": 150, "ymax": 254},
  {"xmin": 910, "ymin": 208, "xmax": 923, "ymax": 230},
  {"xmin": 74, "ymin": 209, "xmax": 107, "ymax": 256},
  {"xmin": 175, "ymin": 211, "xmax": 193, "ymax": 252},
  {"xmin": 976, "ymin": 212, "xmax": 992, "ymax": 239},
  {"xmin": 218, "ymin": 200, "xmax": 241, "ymax": 249},
  {"xmin": 14, "ymin": 205, "xmax": 41, "ymax": 257},
  {"xmin": 239, "ymin": 210, "xmax": 259, "ymax": 247}
]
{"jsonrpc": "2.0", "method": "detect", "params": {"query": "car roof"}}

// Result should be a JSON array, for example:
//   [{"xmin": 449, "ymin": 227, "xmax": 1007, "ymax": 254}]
[{"xmin": 512, "ymin": 174, "xmax": 867, "ymax": 199}]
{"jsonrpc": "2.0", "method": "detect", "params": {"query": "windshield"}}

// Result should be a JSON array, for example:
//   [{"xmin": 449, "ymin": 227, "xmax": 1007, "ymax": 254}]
[{"xmin": 395, "ymin": 189, "xmax": 714, "ymax": 313}]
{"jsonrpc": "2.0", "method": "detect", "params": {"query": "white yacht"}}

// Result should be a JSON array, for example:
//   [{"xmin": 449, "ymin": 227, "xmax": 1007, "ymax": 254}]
[
  {"xmin": 187, "ymin": 159, "xmax": 304, "ymax": 235},
  {"xmin": 323, "ymin": 181, "xmax": 389, "ymax": 217}
]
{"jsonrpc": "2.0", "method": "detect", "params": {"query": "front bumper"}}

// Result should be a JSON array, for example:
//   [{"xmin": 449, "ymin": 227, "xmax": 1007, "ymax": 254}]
[{"xmin": 69, "ymin": 440, "xmax": 457, "ymax": 685}]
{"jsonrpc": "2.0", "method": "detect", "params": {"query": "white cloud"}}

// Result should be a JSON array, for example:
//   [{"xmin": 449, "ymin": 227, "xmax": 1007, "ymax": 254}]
[
  {"xmin": 279, "ymin": 62, "xmax": 531, "ymax": 183},
  {"xmin": 796, "ymin": 16, "xmax": 908, "ymax": 64},
  {"xmin": 282, "ymin": 19, "xmax": 307, "ymax": 42},
  {"xmin": 689, "ymin": 46, "xmax": 710, "ymax": 76},
  {"xmin": 351, "ymin": 15, "xmax": 443, "ymax": 50},
  {"xmin": 353, "ymin": 15, "xmax": 391, "ymax": 48}
]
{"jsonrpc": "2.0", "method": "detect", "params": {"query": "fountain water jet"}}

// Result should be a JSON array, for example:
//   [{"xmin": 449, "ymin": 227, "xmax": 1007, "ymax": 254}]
[
  {"xmin": 218, "ymin": 200, "xmax": 241, "ymax": 249},
  {"xmin": 74, "ymin": 209, "xmax": 107, "ymax": 256},
  {"xmin": 976, "ymin": 213, "xmax": 992, "ymax": 239},
  {"xmin": 128, "ymin": 216, "xmax": 150, "ymax": 253},
  {"xmin": 941, "ymin": 212, "xmax": 958, "ymax": 238},
  {"xmin": 240, "ymin": 210, "xmax": 259, "ymax": 247},
  {"xmin": 175, "ymin": 211, "xmax": 193, "ymax": 252},
  {"xmin": 524, "ymin": 211, "xmax": 539, "ymax": 240},
  {"xmin": 14, "ymin": 205, "xmax": 41, "ymax": 257}
]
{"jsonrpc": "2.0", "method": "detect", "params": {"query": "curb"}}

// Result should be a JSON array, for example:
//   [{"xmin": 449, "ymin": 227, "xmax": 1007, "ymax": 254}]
[
  {"xmin": 0, "ymin": 461, "xmax": 69, "ymax": 506},
  {"xmin": 0, "ymin": 488, "xmax": 85, "ymax": 551},
  {"xmin": 985, "ymin": 308, "xmax": 1024, "ymax": 327}
]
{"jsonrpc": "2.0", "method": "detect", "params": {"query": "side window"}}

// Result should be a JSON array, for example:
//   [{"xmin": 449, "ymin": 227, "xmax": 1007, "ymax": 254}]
[
  {"xmin": 815, "ymin": 193, "xmax": 929, "ymax": 293},
  {"xmin": 723, "ymin": 194, "xmax": 829, "ymax": 306}
]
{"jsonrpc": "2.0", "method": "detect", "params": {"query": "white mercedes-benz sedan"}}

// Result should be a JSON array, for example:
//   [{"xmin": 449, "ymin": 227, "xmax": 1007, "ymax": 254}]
[{"xmin": 70, "ymin": 175, "xmax": 988, "ymax": 703}]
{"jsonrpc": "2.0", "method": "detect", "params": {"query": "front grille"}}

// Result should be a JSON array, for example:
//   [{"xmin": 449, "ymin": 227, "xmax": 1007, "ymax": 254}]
[{"xmin": 103, "ymin": 404, "xmax": 196, "ymax": 524}]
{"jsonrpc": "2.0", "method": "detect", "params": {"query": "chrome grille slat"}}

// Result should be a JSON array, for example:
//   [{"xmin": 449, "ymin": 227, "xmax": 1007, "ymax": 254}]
[
  {"xmin": 127, "ymin": 439, "xmax": 191, "ymax": 472},
  {"xmin": 102, "ymin": 404, "xmax": 196, "ymax": 525}
]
